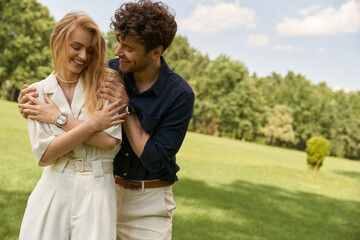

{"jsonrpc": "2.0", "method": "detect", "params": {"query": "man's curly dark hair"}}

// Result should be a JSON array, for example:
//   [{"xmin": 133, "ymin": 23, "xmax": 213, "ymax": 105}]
[{"xmin": 111, "ymin": 0, "xmax": 177, "ymax": 53}]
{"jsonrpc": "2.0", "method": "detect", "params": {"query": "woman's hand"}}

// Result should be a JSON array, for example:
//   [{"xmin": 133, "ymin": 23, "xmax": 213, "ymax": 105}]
[
  {"xmin": 88, "ymin": 99, "xmax": 127, "ymax": 131},
  {"xmin": 19, "ymin": 94, "xmax": 61, "ymax": 124}
]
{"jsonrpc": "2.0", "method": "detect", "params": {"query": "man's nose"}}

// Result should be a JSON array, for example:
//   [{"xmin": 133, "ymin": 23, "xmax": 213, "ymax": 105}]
[{"xmin": 114, "ymin": 42, "xmax": 123, "ymax": 56}]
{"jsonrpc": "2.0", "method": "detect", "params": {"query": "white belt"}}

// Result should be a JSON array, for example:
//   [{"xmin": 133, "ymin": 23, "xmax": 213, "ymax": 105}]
[{"xmin": 65, "ymin": 159, "xmax": 113, "ymax": 174}]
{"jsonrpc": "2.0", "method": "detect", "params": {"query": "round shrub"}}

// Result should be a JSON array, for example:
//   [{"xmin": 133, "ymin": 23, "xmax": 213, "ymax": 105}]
[{"xmin": 306, "ymin": 137, "xmax": 330, "ymax": 170}]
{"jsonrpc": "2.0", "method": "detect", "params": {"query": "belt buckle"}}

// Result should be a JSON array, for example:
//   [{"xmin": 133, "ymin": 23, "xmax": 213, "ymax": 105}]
[
  {"xmin": 74, "ymin": 159, "xmax": 85, "ymax": 172},
  {"xmin": 124, "ymin": 179, "xmax": 139, "ymax": 190}
]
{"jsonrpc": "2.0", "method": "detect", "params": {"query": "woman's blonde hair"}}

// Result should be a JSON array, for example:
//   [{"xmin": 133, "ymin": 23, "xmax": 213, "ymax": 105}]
[{"xmin": 50, "ymin": 12, "xmax": 107, "ymax": 113}]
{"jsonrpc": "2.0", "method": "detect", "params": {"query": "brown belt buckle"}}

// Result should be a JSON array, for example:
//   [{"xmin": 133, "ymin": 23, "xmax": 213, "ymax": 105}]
[{"xmin": 124, "ymin": 179, "xmax": 139, "ymax": 189}]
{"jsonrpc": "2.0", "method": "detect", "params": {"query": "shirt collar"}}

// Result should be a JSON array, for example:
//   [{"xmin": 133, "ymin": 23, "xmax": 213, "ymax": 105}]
[
  {"xmin": 124, "ymin": 56, "xmax": 170, "ymax": 96},
  {"xmin": 150, "ymin": 56, "xmax": 170, "ymax": 96},
  {"xmin": 43, "ymin": 71, "xmax": 59, "ymax": 94},
  {"xmin": 42, "ymin": 71, "xmax": 85, "ymax": 118}
]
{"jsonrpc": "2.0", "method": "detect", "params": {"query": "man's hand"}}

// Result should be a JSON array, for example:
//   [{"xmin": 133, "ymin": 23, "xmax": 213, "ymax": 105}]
[
  {"xmin": 18, "ymin": 84, "xmax": 38, "ymax": 119},
  {"xmin": 99, "ymin": 72, "xmax": 129, "ymax": 106},
  {"xmin": 19, "ymin": 94, "xmax": 61, "ymax": 124}
]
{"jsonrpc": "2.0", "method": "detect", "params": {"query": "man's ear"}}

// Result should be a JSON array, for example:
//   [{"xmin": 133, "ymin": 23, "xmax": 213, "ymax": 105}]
[{"xmin": 151, "ymin": 45, "xmax": 163, "ymax": 59}]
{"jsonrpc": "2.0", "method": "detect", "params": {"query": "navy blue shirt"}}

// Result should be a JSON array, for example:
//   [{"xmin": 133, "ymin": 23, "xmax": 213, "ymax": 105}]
[{"xmin": 108, "ymin": 57, "xmax": 195, "ymax": 182}]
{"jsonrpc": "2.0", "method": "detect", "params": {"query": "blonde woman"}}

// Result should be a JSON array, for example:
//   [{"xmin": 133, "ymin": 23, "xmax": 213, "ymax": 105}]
[{"xmin": 18, "ymin": 12, "xmax": 126, "ymax": 240}]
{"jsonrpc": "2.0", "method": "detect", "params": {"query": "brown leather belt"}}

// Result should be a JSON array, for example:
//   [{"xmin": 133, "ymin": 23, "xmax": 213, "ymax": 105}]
[{"xmin": 114, "ymin": 176, "xmax": 173, "ymax": 190}]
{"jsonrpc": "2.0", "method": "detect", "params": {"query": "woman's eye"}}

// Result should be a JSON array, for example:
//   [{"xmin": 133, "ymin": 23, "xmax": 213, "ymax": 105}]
[{"xmin": 73, "ymin": 46, "xmax": 80, "ymax": 50}]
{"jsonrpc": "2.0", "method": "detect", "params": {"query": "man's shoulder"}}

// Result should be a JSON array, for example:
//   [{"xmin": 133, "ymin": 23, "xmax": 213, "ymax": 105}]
[
  {"xmin": 161, "ymin": 57, "xmax": 193, "ymax": 96},
  {"xmin": 167, "ymin": 70, "xmax": 194, "ymax": 97}
]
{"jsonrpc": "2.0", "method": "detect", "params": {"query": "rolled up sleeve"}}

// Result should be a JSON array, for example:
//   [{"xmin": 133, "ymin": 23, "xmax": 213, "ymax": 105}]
[
  {"xmin": 139, "ymin": 93, "xmax": 194, "ymax": 172},
  {"xmin": 28, "ymin": 119, "xmax": 55, "ymax": 164}
]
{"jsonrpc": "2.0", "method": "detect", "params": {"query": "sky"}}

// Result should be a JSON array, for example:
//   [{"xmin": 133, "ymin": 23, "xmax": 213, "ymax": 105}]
[{"xmin": 37, "ymin": 0, "xmax": 360, "ymax": 91}]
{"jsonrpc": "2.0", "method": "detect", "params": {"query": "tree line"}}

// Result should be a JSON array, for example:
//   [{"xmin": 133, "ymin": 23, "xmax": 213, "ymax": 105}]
[
  {"xmin": 1, "ymin": 0, "xmax": 359, "ymax": 160},
  {"xmin": 163, "ymin": 36, "xmax": 360, "ymax": 160}
]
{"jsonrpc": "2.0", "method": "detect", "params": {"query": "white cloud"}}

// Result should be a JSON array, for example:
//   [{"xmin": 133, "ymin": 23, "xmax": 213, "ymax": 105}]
[
  {"xmin": 244, "ymin": 35, "xmax": 269, "ymax": 47},
  {"xmin": 332, "ymin": 85, "xmax": 353, "ymax": 93},
  {"xmin": 317, "ymin": 48, "xmax": 327, "ymax": 54},
  {"xmin": 297, "ymin": 4, "xmax": 322, "ymax": 16},
  {"xmin": 276, "ymin": 0, "xmax": 360, "ymax": 36},
  {"xmin": 273, "ymin": 45, "xmax": 306, "ymax": 53},
  {"xmin": 187, "ymin": 0, "xmax": 222, "ymax": 2},
  {"xmin": 179, "ymin": 2, "xmax": 256, "ymax": 33}
]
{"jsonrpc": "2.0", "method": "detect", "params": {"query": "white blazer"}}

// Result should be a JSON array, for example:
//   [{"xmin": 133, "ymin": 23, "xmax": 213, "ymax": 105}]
[{"xmin": 27, "ymin": 72, "xmax": 122, "ymax": 164}]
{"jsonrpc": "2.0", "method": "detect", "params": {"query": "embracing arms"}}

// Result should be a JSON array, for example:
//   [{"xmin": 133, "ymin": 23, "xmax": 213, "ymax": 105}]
[
  {"xmin": 18, "ymin": 85, "xmax": 127, "ymax": 150},
  {"xmin": 99, "ymin": 77, "xmax": 195, "ymax": 172},
  {"xmin": 38, "ymin": 101, "xmax": 123, "ymax": 166},
  {"xmin": 26, "ymin": 96, "xmax": 125, "ymax": 166}
]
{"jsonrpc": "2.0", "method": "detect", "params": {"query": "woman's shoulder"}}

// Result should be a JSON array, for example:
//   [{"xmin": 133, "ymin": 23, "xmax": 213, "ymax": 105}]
[{"xmin": 29, "ymin": 73, "xmax": 57, "ymax": 93}]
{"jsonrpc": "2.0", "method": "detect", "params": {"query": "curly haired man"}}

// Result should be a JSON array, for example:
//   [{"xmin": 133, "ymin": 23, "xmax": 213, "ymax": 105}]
[{"xmin": 104, "ymin": 1, "xmax": 195, "ymax": 239}]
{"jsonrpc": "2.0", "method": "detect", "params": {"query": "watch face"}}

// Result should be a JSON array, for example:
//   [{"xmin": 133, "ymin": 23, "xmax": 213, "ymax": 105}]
[
  {"xmin": 57, "ymin": 114, "xmax": 67, "ymax": 124},
  {"xmin": 126, "ymin": 105, "xmax": 135, "ymax": 114}
]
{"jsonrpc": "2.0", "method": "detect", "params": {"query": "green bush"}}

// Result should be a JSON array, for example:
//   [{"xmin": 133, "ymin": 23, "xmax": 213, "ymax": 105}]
[{"xmin": 306, "ymin": 137, "xmax": 330, "ymax": 170}]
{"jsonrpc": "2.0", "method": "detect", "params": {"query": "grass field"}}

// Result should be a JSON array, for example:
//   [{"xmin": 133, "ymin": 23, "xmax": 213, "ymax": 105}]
[{"xmin": 0, "ymin": 99, "xmax": 359, "ymax": 240}]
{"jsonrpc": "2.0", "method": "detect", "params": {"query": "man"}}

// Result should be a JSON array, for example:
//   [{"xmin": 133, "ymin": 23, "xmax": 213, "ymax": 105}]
[
  {"xmin": 104, "ymin": 0, "xmax": 194, "ymax": 239},
  {"xmin": 18, "ymin": 1, "xmax": 194, "ymax": 239}
]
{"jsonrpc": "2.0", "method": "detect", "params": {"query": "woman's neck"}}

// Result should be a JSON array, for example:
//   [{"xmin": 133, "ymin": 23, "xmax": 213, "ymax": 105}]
[
  {"xmin": 55, "ymin": 70, "xmax": 80, "ymax": 83},
  {"xmin": 54, "ymin": 72, "xmax": 78, "ymax": 106}
]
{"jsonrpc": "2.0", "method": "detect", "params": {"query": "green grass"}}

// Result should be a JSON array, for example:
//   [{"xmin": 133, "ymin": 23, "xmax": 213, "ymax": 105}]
[
  {"xmin": 174, "ymin": 134, "xmax": 360, "ymax": 240},
  {"xmin": 0, "ymin": 100, "xmax": 42, "ymax": 240},
  {"xmin": 1, "ymin": 100, "xmax": 359, "ymax": 240}
]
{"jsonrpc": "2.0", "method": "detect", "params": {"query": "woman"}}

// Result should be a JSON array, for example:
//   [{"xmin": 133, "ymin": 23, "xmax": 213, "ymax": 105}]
[{"xmin": 18, "ymin": 12, "xmax": 125, "ymax": 240}]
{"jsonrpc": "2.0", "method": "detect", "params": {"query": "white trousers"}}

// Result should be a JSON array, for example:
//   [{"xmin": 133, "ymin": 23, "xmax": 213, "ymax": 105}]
[
  {"xmin": 19, "ymin": 164, "xmax": 117, "ymax": 240},
  {"xmin": 116, "ymin": 184, "xmax": 176, "ymax": 240}
]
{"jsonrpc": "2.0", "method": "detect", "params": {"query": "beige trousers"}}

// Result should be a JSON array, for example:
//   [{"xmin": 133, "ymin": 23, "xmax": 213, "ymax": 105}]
[{"xmin": 115, "ymin": 184, "xmax": 176, "ymax": 240}]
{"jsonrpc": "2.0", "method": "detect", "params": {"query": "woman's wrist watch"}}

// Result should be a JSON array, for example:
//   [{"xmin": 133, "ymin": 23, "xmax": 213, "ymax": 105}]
[{"xmin": 55, "ymin": 113, "xmax": 68, "ymax": 128}]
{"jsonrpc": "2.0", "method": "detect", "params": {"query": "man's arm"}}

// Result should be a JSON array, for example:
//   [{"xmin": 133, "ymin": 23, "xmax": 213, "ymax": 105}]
[
  {"xmin": 126, "ymin": 93, "xmax": 195, "ymax": 172},
  {"xmin": 122, "ymin": 114, "xmax": 150, "ymax": 158},
  {"xmin": 100, "ymin": 72, "xmax": 195, "ymax": 171}
]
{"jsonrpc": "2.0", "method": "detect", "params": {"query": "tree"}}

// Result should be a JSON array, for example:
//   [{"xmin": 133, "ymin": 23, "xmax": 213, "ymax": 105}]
[
  {"xmin": 306, "ymin": 137, "xmax": 330, "ymax": 170},
  {"xmin": 104, "ymin": 31, "xmax": 117, "ymax": 62},
  {"xmin": 197, "ymin": 55, "xmax": 248, "ymax": 101},
  {"xmin": 164, "ymin": 35, "xmax": 211, "ymax": 132},
  {"xmin": 193, "ymin": 55, "xmax": 250, "ymax": 135},
  {"xmin": 270, "ymin": 72, "xmax": 322, "ymax": 149},
  {"xmin": 313, "ymin": 82, "xmax": 338, "ymax": 141},
  {"xmin": 260, "ymin": 105, "xmax": 295, "ymax": 146},
  {"xmin": 332, "ymin": 90, "xmax": 360, "ymax": 159},
  {"xmin": 0, "ymin": 0, "xmax": 55, "ymax": 100},
  {"xmin": 220, "ymin": 77, "xmax": 267, "ymax": 140}
]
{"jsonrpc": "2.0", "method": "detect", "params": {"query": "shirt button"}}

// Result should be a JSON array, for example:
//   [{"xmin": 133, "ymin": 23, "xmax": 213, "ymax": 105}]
[
  {"xmin": 123, "ymin": 173, "xmax": 127, "ymax": 176},
  {"xmin": 125, "ymin": 153, "xmax": 129, "ymax": 157}
]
